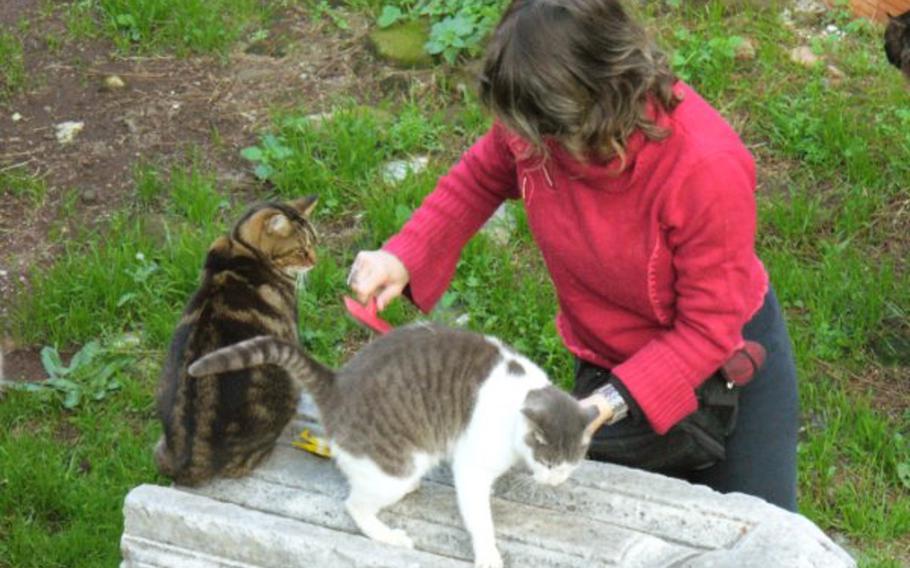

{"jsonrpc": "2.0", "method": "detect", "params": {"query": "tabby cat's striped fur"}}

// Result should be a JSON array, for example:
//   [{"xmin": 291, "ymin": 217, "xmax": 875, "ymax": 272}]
[{"xmin": 154, "ymin": 196, "xmax": 318, "ymax": 486}]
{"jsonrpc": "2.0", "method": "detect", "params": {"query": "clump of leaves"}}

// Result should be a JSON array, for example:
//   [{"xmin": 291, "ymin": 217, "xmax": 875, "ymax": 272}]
[
  {"xmin": 241, "ymin": 133, "xmax": 294, "ymax": 181},
  {"xmin": 13, "ymin": 341, "xmax": 132, "ymax": 409},
  {"xmin": 670, "ymin": 29, "xmax": 744, "ymax": 83},
  {"xmin": 377, "ymin": 0, "xmax": 508, "ymax": 64},
  {"xmin": 312, "ymin": 0, "xmax": 350, "ymax": 30}
]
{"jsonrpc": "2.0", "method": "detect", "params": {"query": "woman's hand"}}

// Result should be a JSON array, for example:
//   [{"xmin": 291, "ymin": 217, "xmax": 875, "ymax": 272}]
[{"xmin": 347, "ymin": 250, "xmax": 410, "ymax": 311}]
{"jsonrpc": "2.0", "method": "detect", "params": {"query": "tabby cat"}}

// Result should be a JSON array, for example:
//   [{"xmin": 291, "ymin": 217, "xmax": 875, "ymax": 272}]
[
  {"xmin": 885, "ymin": 10, "xmax": 910, "ymax": 80},
  {"xmin": 154, "ymin": 196, "xmax": 318, "ymax": 486},
  {"xmin": 188, "ymin": 324, "xmax": 599, "ymax": 568}
]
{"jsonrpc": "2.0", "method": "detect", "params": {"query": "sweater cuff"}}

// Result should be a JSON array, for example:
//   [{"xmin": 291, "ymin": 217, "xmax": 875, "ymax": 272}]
[
  {"xmin": 383, "ymin": 236, "xmax": 443, "ymax": 314},
  {"xmin": 611, "ymin": 342, "xmax": 700, "ymax": 435}
]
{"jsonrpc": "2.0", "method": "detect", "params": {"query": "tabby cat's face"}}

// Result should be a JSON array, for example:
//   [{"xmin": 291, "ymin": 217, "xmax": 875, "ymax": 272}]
[
  {"xmin": 235, "ymin": 196, "xmax": 319, "ymax": 278},
  {"xmin": 519, "ymin": 387, "xmax": 596, "ymax": 486}
]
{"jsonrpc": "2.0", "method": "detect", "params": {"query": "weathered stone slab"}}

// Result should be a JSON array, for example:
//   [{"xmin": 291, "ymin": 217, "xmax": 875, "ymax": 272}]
[{"xmin": 121, "ymin": 397, "xmax": 856, "ymax": 568}]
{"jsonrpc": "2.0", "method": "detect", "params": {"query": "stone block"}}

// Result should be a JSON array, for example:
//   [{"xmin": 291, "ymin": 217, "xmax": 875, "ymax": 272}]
[{"xmin": 121, "ymin": 400, "xmax": 856, "ymax": 567}]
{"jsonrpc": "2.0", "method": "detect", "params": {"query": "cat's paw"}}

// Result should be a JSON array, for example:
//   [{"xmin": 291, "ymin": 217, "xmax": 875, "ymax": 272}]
[
  {"xmin": 473, "ymin": 546, "xmax": 503, "ymax": 568},
  {"xmin": 376, "ymin": 528, "xmax": 414, "ymax": 549}
]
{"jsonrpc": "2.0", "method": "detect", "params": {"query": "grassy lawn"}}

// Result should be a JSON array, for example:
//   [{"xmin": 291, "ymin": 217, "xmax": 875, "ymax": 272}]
[
  {"xmin": 0, "ymin": 29, "xmax": 26, "ymax": 100},
  {"xmin": 65, "ymin": 0, "xmax": 285, "ymax": 54},
  {"xmin": 1, "ymin": 1, "xmax": 908, "ymax": 566}
]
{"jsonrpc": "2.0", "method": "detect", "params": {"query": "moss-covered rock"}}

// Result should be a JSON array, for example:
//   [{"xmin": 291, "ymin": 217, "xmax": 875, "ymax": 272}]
[{"xmin": 368, "ymin": 21, "xmax": 433, "ymax": 68}]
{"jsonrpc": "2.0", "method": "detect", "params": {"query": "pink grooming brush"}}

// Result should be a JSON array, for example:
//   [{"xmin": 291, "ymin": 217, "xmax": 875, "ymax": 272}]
[{"xmin": 343, "ymin": 296, "xmax": 393, "ymax": 334}]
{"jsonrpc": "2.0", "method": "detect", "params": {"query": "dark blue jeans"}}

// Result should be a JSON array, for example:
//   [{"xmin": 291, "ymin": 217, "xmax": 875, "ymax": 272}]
[{"xmin": 576, "ymin": 289, "xmax": 800, "ymax": 511}]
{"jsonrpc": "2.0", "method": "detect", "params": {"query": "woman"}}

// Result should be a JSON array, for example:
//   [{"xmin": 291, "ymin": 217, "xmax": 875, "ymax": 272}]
[{"xmin": 348, "ymin": 0, "xmax": 799, "ymax": 511}]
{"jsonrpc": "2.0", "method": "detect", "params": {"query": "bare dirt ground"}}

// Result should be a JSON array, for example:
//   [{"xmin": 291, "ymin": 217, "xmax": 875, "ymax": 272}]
[{"xmin": 0, "ymin": 2, "xmax": 423, "ymax": 379}]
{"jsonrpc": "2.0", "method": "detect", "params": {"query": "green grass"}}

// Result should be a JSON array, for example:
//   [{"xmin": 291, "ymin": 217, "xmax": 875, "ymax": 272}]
[
  {"xmin": 13, "ymin": 161, "xmax": 232, "ymax": 349},
  {"xmin": 0, "ymin": 169, "xmax": 48, "ymax": 206},
  {"xmin": 0, "ymin": 360, "xmax": 161, "ymax": 567},
  {"xmin": 0, "ymin": 30, "xmax": 26, "ymax": 100},
  {"xmin": 3, "ymin": 1, "xmax": 909, "ymax": 566},
  {"xmin": 67, "ymin": 0, "xmax": 286, "ymax": 55}
]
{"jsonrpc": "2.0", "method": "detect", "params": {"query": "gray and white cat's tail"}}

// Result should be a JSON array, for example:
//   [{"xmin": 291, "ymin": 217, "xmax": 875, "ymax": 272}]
[{"xmin": 188, "ymin": 336, "xmax": 335, "ymax": 403}]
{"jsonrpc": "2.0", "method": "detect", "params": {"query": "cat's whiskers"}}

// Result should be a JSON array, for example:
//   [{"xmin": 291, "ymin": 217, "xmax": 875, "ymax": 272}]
[{"xmin": 294, "ymin": 267, "xmax": 312, "ymax": 291}]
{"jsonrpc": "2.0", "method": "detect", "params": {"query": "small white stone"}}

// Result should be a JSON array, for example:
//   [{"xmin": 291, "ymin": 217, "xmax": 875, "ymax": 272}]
[
  {"xmin": 381, "ymin": 156, "xmax": 429, "ymax": 184},
  {"xmin": 11, "ymin": 113, "xmax": 22, "ymax": 122},
  {"xmin": 112, "ymin": 333, "xmax": 141, "ymax": 349},
  {"xmin": 104, "ymin": 75, "xmax": 126, "ymax": 90},
  {"xmin": 481, "ymin": 203, "xmax": 515, "ymax": 246},
  {"xmin": 305, "ymin": 111, "xmax": 333, "ymax": 124},
  {"xmin": 55, "ymin": 121, "xmax": 85, "ymax": 144},
  {"xmin": 792, "ymin": 0, "xmax": 826, "ymax": 17},
  {"xmin": 780, "ymin": 8, "xmax": 794, "ymax": 27},
  {"xmin": 735, "ymin": 38, "xmax": 757, "ymax": 62},
  {"xmin": 789, "ymin": 46, "xmax": 820, "ymax": 67},
  {"xmin": 827, "ymin": 64, "xmax": 846, "ymax": 81}
]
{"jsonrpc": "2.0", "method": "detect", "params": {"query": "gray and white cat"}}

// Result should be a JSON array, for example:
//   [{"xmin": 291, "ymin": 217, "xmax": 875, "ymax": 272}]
[{"xmin": 189, "ymin": 323, "xmax": 598, "ymax": 568}]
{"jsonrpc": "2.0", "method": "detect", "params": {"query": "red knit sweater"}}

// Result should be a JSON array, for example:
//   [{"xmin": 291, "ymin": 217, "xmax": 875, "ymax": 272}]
[{"xmin": 384, "ymin": 82, "xmax": 768, "ymax": 434}]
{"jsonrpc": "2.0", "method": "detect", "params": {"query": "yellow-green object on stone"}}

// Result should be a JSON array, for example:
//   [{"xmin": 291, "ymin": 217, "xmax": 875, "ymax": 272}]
[
  {"xmin": 368, "ymin": 20, "xmax": 433, "ymax": 68},
  {"xmin": 292, "ymin": 429, "xmax": 332, "ymax": 458}
]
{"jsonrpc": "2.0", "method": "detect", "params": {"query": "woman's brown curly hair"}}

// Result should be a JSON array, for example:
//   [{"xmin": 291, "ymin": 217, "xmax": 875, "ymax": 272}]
[{"xmin": 480, "ymin": 0, "xmax": 681, "ymax": 165}]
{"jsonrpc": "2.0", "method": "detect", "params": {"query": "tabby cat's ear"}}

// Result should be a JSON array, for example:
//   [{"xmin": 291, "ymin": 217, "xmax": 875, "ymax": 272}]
[
  {"xmin": 266, "ymin": 213, "xmax": 293, "ymax": 237},
  {"xmin": 290, "ymin": 195, "xmax": 318, "ymax": 217}
]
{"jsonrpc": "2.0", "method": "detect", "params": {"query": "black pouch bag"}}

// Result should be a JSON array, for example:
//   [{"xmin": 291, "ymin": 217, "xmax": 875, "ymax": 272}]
[{"xmin": 573, "ymin": 361, "xmax": 748, "ymax": 476}]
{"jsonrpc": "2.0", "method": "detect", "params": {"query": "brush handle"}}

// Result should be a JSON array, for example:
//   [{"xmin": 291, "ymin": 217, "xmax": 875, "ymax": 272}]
[{"xmin": 343, "ymin": 296, "xmax": 393, "ymax": 334}]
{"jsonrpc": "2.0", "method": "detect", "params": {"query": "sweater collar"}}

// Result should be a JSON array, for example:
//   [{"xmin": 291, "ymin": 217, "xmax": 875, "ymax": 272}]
[{"xmin": 503, "ymin": 83, "xmax": 681, "ymax": 192}]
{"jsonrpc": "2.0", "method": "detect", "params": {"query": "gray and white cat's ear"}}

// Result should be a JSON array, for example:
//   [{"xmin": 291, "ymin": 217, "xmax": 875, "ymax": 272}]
[
  {"xmin": 522, "ymin": 387, "xmax": 551, "ymax": 415},
  {"xmin": 521, "ymin": 401, "xmax": 548, "ymax": 445},
  {"xmin": 522, "ymin": 406, "xmax": 543, "ymax": 429},
  {"xmin": 289, "ymin": 195, "xmax": 319, "ymax": 218},
  {"xmin": 266, "ymin": 213, "xmax": 293, "ymax": 237},
  {"xmin": 521, "ymin": 389, "xmax": 548, "ymax": 427}
]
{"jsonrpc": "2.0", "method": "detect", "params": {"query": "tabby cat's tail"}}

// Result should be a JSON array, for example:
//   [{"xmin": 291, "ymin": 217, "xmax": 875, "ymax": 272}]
[{"xmin": 188, "ymin": 336, "xmax": 335, "ymax": 402}]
